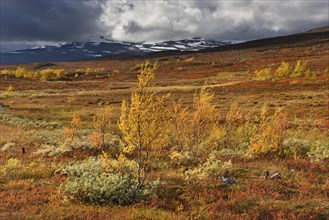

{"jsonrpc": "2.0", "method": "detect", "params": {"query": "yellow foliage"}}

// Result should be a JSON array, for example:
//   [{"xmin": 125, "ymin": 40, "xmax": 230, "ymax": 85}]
[
  {"xmin": 40, "ymin": 68, "xmax": 66, "ymax": 80},
  {"xmin": 0, "ymin": 69, "xmax": 15, "ymax": 75},
  {"xmin": 119, "ymin": 60, "xmax": 170, "ymax": 154},
  {"xmin": 223, "ymin": 102, "xmax": 249, "ymax": 149},
  {"xmin": 101, "ymin": 152, "xmax": 138, "ymax": 178},
  {"xmin": 6, "ymin": 85, "xmax": 15, "ymax": 92},
  {"xmin": 92, "ymin": 106, "xmax": 112, "ymax": 148},
  {"xmin": 15, "ymin": 67, "xmax": 26, "ymax": 78},
  {"xmin": 253, "ymin": 67, "xmax": 272, "ymax": 81},
  {"xmin": 0, "ymin": 67, "xmax": 65, "ymax": 81},
  {"xmin": 292, "ymin": 60, "xmax": 310, "ymax": 77},
  {"xmin": 248, "ymin": 105, "xmax": 288, "ymax": 158},
  {"xmin": 64, "ymin": 114, "xmax": 81, "ymax": 142},
  {"xmin": 76, "ymin": 67, "xmax": 105, "ymax": 75},
  {"xmin": 89, "ymin": 133, "xmax": 103, "ymax": 149},
  {"xmin": 274, "ymin": 62, "xmax": 293, "ymax": 79},
  {"xmin": 172, "ymin": 86, "xmax": 220, "ymax": 158},
  {"xmin": 253, "ymin": 60, "xmax": 313, "ymax": 81},
  {"xmin": 226, "ymin": 102, "xmax": 245, "ymax": 125},
  {"xmin": 118, "ymin": 60, "xmax": 170, "ymax": 187},
  {"xmin": 184, "ymin": 57, "xmax": 194, "ymax": 62}
]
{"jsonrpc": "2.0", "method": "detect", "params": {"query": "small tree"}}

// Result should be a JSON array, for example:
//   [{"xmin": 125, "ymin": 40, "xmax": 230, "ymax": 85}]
[
  {"xmin": 91, "ymin": 106, "xmax": 112, "ymax": 149},
  {"xmin": 248, "ymin": 105, "xmax": 288, "ymax": 158},
  {"xmin": 118, "ymin": 60, "xmax": 170, "ymax": 192},
  {"xmin": 171, "ymin": 86, "xmax": 220, "ymax": 161},
  {"xmin": 64, "ymin": 113, "xmax": 81, "ymax": 142}
]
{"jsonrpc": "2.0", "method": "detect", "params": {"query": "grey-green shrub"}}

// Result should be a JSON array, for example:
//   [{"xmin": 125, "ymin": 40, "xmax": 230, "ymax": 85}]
[
  {"xmin": 61, "ymin": 156, "xmax": 160, "ymax": 205},
  {"xmin": 283, "ymin": 138, "xmax": 312, "ymax": 159},
  {"xmin": 307, "ymin": 141, "xmax": 329, "ymax": 162},
  {"xmin": 185, "ymin": 151, "xmax": 233, "ymax": 181}
]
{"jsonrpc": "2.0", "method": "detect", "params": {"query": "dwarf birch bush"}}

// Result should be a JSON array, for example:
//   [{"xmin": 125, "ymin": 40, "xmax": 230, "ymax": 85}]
[
  {"xmin": 274, "ymin": 62, "xmax": 293, "ymax": 79},
  {"xmin": 292, "ymin": 60, "xmax": 310, "ymax": 77},
  {"xmin": 248, "ymin": 105, "xmax": 288, "ymax": 158},
  {"xmin": 1, "ymin": 66, "xmax": 66, "ymax": 80},
  {"xmin": 253, "ymin": 67, "xmax": 272, "ymax": 81},
  {"xmin": 223, "ymin": 102, "xmax": 249, "ymax": 150},
  {"xmin": 171, "ymin": 86, "xmax": 220, "ymax": 162},
  {"xmin": 253, "ymin": 60, "xmax": 313, "ymax": 81}
]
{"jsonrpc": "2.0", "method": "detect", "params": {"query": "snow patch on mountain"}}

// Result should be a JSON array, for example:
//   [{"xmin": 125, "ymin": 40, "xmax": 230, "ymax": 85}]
[{"xmin": 0, "ymin": 37, "xmax": 237, "ymax": 65}]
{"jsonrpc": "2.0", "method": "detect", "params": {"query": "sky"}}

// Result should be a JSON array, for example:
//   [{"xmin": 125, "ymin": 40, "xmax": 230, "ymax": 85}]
[{"xmin": 0, "ymin": 0, "xmax": 328, "ymax": 52}]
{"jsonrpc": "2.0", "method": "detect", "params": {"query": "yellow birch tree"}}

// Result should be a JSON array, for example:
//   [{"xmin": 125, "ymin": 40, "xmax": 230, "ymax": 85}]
[{"xmin": 118, "ymin": 60, "xmax": 170, "ymax": 191}]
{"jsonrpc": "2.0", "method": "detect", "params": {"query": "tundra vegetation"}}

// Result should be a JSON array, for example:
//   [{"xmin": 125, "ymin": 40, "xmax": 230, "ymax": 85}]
[
  {"xmin": 253, "ymin": 60, "xmax": 316, "ymax": 81},
  {"xmin": 0, "ymin": 55, "xmax": 328, "ymax": 219}
]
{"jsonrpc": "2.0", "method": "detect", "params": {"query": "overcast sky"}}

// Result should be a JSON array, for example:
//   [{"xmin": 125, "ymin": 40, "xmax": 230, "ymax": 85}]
[{"xmin": 1, "ymin": 0, "xmax": 328, "ymax": 51}]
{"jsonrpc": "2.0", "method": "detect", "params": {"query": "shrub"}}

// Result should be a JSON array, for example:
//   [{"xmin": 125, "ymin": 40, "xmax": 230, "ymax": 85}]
[
  {"xmin": 91, "ymin": 106, "xmax": 112, "ymax": 149},
  {"xmin": 0, "ymin": 112, "xmax": 62, "ymax": 129},
  {"xmin": 253, "ymin": 60, "xmax": 313, "ymax": 81},
  {"xmin": 185, "ymin": 151, "xmax": 233, "ymax": 181},
  {"xmin": 248, "ymin": 105, "xmax": 289, "ymax": 158},
  {"xmin": 6, "ymin": 85, "xmax": 15, "ymax": 92},
  {"xmin": 169, "ymin": 150, "xmax": 193, "ymax": 167},
  {"xmin": 15, "ymin": 67, "xmax": 26, "ymax": 78},
  {"xmin": 34, "ymin": 143, "xmax": 71, "ymax": 157},
  {"xmin": 61, "ymin": 155, "xmax": 160, "ymax": 205},
  {"xmin": 274, "ymin": 62, "xmax": 293, "ymax": 79},
  {"xmin": 223, "ymin": 102, "xmax": 250, "ymax": 151},
  {"xmin": 253, "ymin": 67, "xmax": 272, "ymax": 81},
  {"xmin": 63, "ymin": 114, "xmax": 81, "ymax": 142},
  {"xmin": 75, "ymin": 68, "xmax": 105, "ymax": 75},
  {"xmin": 0, "ymin": 66, "xmax": 66, "ymax": 81},
  {"xmin": 0, "ymin": 69, "xmax": 15, "ymax": 75},
  {"xmin": 1, "ymin": 142, "xmax": 15, "ymax": 152},
  {"xmin": 171, "ymin": 86, "xmax": 220, "ymax": 161},
  {"xmin": 283, "ymin": 138, "xmax": 312, "ymax": 159},
  {"xmin": 307, "ymin": 141, "xmax": 329, "ymax": 162},
  {"xmin": 0, "ymin": 158, "xmax": 55, "ymax": 183},
  {"xmin": 292, "ymin": 60, "xmax": 310, "ymax": 77},
  {"xmin": 40, "ymin": 68, "xmax": 66, "ymax": 80}
]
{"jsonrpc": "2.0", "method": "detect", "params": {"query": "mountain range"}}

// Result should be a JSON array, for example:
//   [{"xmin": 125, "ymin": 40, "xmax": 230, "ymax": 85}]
[{"xmin": 0, "ymin": 37, "xmax": 234, "ymax": 65}]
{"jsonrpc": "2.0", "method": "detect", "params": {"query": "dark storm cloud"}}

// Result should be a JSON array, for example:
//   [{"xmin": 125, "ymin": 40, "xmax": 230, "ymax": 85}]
[
  {"xmin": 0, "ymin": 0, "xmax": 104, "ymax": 51},
  {"xmin": 1, "ymin": 0, "xmax": 328, "ymax": 51}
]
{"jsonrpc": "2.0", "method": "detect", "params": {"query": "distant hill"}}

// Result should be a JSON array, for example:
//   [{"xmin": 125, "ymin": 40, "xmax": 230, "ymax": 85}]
[
  {"xmin": 1, "ymin": 26, "xmax": 328, "ymax": 65},
  {"xmin": 0, "ymin": 38, "xmax": 232, "ymax": 65}
]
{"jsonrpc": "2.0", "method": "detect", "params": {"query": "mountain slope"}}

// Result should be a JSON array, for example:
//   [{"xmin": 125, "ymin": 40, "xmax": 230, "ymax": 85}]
[{"xmin": 0, "ymin": 38, "xmax": 232, "ymax": 65}]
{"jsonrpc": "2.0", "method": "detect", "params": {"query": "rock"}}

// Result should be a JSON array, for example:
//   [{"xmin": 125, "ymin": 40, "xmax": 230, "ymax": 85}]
[
  {"xmin": 270, "ymin": 172, "xmax": 281, "ymax": 180},
  {"xmin": 222, "ymin": 176, "xmax": 235, "ymax": 185},
  {"xmin": 263, "ymin": 170, "xmax": 270, "ymax": 180}
]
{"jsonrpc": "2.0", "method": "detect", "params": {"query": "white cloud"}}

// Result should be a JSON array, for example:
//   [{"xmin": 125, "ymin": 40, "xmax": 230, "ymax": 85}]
[
  {"xmin": 100, "ymin": 0, "xmax": 329, "ymax": 42},
  {"xmin": 1, "ymin": 0, "xmax": 328, "ymax": 51}
]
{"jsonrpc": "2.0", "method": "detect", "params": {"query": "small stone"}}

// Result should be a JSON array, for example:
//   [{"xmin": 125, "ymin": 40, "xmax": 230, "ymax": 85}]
[
  {"xmin": 263, "ymin": 170, "xmax": 270, "ymax": 180},
  {"xmin": 222, "ymin": 176, "xmax": 235, "ymax": 185},
  {"xmin": 270, "ymin": 172, "xmax": 281, "ymax": 180}
]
